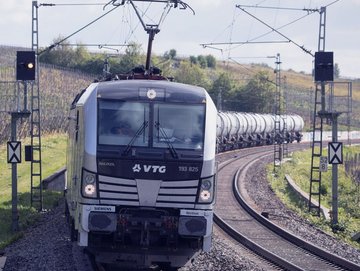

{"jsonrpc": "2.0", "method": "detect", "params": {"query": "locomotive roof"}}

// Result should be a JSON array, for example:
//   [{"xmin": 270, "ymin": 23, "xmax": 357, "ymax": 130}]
[{"xmin": 95, "ymin": 79, "xmax": 207, "ymax": 103}]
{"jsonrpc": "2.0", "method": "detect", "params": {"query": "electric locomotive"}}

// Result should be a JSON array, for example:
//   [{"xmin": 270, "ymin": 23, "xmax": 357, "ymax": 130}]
[{"xmin": 65, "ymin": 76, "xmax": 217, "ymax": 269}]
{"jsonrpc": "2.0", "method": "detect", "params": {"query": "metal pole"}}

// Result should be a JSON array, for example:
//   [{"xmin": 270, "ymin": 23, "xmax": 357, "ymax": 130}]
[
  {"xmin": 11, "ymin": 113, "xmax": 19, "ymax": 232},
  {"xmin": 23, "ymin": 82, "xmax": 28, "ymax": 111},
  {"xmin": 332, "ymin": 114, "xmax": 338, "ymax": 225},
  {"xmin": 145, "ymin": 28, "xmax": 159, "ymax": 72}
]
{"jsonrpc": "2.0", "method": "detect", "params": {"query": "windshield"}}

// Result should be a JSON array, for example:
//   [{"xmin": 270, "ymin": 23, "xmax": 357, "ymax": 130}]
[
  {"xmin": 98, "ymin": 100, "xmax": 149, "ymax": 146},
  {"xmin": 98, "ymin": 100, "xmax": 205, "ymax": 150},
  {"xmin": 153, "ymin": 104, "xmax": 205, "ymax": 150}
]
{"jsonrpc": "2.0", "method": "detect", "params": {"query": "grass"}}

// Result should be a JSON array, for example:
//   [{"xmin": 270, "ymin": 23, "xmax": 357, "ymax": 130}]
[
  {"xmin": 0, "ymin": 133, "xmax": 67, "ymax": 249},
  {"xmin": 267, "ymin": 145, "xmax": 360, "ymax": 250}
]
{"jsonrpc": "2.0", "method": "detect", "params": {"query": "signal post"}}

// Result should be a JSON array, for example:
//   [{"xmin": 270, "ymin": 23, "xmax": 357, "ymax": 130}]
[
  {"xmin": 7, "ymin": 51, "xmax": 35, "ymax": 231},
  {"xmin": 8, "ymin": 111, "xmax": 30, "ymax": 231}
]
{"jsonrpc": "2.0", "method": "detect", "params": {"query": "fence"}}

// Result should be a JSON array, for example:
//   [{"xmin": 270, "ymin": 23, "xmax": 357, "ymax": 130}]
[{"xmin": 0, "ymin": 49, "xmax": 94, "ymax": 143}]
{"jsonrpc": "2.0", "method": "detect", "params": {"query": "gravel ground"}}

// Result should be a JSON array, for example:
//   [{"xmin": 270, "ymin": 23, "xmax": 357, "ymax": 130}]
[
  {"xmin": 244, "ymin": 156, "xmax": 360, "ymax": 266},
  {"xmin": 3, "ymin": 149, "xmax": 360, "ymax": 270},
  {"xmin": 181, "ymin": 236, "xmax": 266, "ymax": 271},
  {"xmin": 3, "ymin": 200, "xmax": 93, "ymax": 271},
  {"xmin": 3, "ymin": 199, "xmax": 265, "ymax": 271}
]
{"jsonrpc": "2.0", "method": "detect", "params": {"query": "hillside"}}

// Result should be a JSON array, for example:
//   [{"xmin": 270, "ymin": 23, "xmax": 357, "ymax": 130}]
[
  {"xmin": 0, "ymin": 45, "xmax": 359, "ymax": 144},
  {"xmin": 217, "ymin": 60, "xmax": 359, "ymax": 130},
  {"xmin": 0, "ymin": 45, "xmax": 94, "ymax": 143}
]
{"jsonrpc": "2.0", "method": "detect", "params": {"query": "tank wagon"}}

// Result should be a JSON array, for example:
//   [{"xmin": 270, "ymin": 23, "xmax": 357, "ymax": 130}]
[
  {"xmin": 216, "ymin": 111, "xmax": 304, "ymax": 151},
  {"xmin": 65, "ymin": 78, "xmax": 217, "ymax": 269}
]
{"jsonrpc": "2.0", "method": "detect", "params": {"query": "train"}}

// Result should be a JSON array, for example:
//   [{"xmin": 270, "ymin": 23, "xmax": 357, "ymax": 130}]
[
  {"xmin": 216, "ymin": 111, "xmax": 304, "ymax": 152},
  {"xmin": 65, "ymin": 73, "xmax": 218, "ymax": 270},
  {"xmin": 65, "ymin": 69, "xmax": 304, "ymax": 270}
]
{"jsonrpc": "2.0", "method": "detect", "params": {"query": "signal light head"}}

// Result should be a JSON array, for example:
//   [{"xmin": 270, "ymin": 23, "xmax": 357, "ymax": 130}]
[
  {"xmin": 16, "ymin": 51, "xmax": 36, "ymax": 81},
  {"xmin": 27, "ymin": 62, "xmax": 34, "ymax": 69}
]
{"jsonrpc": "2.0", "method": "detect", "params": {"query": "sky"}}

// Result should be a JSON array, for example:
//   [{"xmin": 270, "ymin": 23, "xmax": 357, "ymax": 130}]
[{"xmin": 1, "ymin": 0, "xmax": 359, "ymax": 78}]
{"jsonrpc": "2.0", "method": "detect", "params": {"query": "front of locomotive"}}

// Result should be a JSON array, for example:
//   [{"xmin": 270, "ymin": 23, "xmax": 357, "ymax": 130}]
[{"xmin": 78, "ymin": 79, "xmax": 217, "ymax": 268}]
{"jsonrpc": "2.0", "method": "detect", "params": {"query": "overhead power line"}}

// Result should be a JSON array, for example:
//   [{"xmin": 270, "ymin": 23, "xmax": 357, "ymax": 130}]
[
  {"xmin": 236, "ymin": 4, "xmax": 319, "ymax": 13},
  {"xmin": 37, "ymin": 0, "xmax": 195, "ymax": 57},
  {"xmin": 201, "ymin": 5, "xmax": 318, "ymax": 54},
  {"xmin": 39, "ymin": 3, "xmax": 106, "ymax": 7},
  {"xmin": 201, "ymin": 40, "xmax": 289, "ymax": 47},
  {"xmin": 236, "ymin": 0, "xmax": 341, "ymax": 12},
  {"xmin": 57, "ymin": 43, "xmax": 132, "ymax": 52},
  {"xmin": 236, "ymin": 5, "xmax": 314, "ymax": 57},
  {"xmin": 38, "ymin": 4, "xmax": 121, "ymax": 56}
]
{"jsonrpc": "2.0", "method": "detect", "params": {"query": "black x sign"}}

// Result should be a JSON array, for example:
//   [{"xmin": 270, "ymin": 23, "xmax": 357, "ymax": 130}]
[
  {"xmin": 328, "ymin": 142, "xmax": 343, "ymax": 164},
  {"xmin": 7, "ymin": 141, "xmax": 21, "ymax": 163}
]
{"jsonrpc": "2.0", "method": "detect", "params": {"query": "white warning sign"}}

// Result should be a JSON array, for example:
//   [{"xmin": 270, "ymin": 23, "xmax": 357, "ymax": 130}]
[
  {"xmin": 7, "ymin": 141, "xmax": 21, "ymax": 163},
  {"xmin": 328, "ymin": 142, "xmax": 343, "ymax": 164}
]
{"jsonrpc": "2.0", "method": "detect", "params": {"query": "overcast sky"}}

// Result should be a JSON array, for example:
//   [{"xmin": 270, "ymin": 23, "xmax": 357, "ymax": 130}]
[{"xmin": 1, "ymin": 0, "xmax": 359, "ymax": 78}]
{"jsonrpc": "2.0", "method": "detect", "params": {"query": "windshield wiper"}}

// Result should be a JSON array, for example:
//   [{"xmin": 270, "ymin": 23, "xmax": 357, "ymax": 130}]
[
  {"xmin": 155, "ymin": 121, "xmax": 179, "ymax": 159},
  {"xmin": 122, "ymin": 121, "xmax": 149, "ymax": 156}
]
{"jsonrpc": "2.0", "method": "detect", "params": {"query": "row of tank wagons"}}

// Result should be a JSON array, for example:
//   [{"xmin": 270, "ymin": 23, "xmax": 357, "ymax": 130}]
[{"xmin": 216, "ymin": 111, "xmax": 304, "ymax": 151}]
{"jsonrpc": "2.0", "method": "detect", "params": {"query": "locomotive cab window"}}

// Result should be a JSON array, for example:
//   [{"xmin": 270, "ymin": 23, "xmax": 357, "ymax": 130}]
[
  {"xmin": 98, "ymin": 99, "xmax": 205, "ymax": 151},
  {"xmin": 98, "ymin": 100, "xmax": 149, "ymax": 146},
  {"xmin": 153, "ymin": 104, "xmax": 205, "ymax": 150}
]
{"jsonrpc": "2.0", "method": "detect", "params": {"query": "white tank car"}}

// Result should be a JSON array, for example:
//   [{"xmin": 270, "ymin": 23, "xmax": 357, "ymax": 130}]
[
  {"xmin": 216, "ymin": 111, "xmax": 304, "ymax": 150},
  {"xmin": 65, "ymin": 79, "xmax": 217, "ymax": 270}
]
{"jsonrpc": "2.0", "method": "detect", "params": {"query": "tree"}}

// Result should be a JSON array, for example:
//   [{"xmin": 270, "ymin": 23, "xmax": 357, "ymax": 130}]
[
  {"xmin": 206, "ymin": 54, "xmax": 216, "ymax": 69},
  {"xmin": 209, "ymin": 72, "xmax": 233, "ymax": 110},
  {"xmin": 189, "ymin": 56, "xmax": 197, "ymax": 65},
  {"xmin": 174, "ymin": 60, "xmax": 211, "ymax": 89},
  {"xmin": 118, "ymin": 42, "xmax": 144, "ymax": 73},
  {"xmin": 163, "ymin": 49, "xmax": 177, "ymax": 60},
  {"xmin": 39, "ymin": 36, "xmax": 99, "ymax": 74},
  {"xmin": 80, "ymin": 56, "xmax": 104, "ymax": 74},
  {"xmin": 234, "ymin": 71, "xmax": 275, "ymax": 113},
  {"xmin": 73, "ymin": 45, "xmax": 91, "ymax": 68},
  {"xmin": 39, "ymin": 37, "xmax": 79, "ymax": 67},
  {"xmin": 169, "ymin": 49, "xmax": 177, "ymax": 59},
  {"xmin": 197, "ymin": 55, "xmax": 207, "ymax": 69}
]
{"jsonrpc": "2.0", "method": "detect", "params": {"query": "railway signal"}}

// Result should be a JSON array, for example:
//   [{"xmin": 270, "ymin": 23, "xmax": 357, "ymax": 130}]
[
  {"xmin": 314, "ymin": 51, "xmax": 334, "ymax": 82},
  {"xmin": 16, "ymin": 51, "xmax": 36, "ymax": 81}
]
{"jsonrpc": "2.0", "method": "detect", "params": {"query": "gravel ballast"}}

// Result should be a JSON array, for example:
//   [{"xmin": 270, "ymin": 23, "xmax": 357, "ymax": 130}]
[{"xmin": 3, "ymin": 150, "xmax": 360, "ymax": 270}]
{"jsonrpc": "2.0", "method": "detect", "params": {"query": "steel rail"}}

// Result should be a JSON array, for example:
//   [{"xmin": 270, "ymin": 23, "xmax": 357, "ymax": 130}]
[
  {"xmin": 214, "ymin": 145, "xmax": 360, "ymax": 271},
  {"xmin": 232, "ymin": 150, "xmax": 360, "ymax": 271}
]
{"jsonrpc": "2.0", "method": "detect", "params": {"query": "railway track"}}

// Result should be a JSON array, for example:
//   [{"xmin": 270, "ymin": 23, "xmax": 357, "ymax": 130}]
[{"xmin": 214, "ymin": 144, "xmax": 360, "ymax": 271}]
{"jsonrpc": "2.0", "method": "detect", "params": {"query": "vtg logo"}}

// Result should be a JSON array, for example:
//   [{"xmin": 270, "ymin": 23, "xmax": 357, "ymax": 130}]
[{"xmin": 132, "ymin": 164, "xmax": 166, "ymax": 173}]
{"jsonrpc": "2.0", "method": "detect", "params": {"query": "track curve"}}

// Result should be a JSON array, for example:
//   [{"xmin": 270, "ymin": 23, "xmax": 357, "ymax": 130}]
[{"xmin": 214, "ymin": 144, "xmax": 360, "ymax": 271}]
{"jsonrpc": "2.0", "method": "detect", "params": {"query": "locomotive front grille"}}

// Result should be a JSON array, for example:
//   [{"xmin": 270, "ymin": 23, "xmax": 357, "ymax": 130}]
[{"xmin": 98, "ymin": 175, "xmax": 199, "ymax": 208}]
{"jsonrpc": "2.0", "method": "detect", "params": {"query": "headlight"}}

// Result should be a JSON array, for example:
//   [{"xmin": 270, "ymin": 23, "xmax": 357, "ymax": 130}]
[
  {"xmin": 198, "ymin": 176, "xmax": 215, "ymax": 203},
  {"xmin": 84, "ymin": 184, "xmax": 96, "ymax": 196},
  {"xmin": 200, "ymin": 190, "xmax": 211, "ymax": 201},
  {"xmin": 82, "ymin": 169, "xmax": 97, "ymax": 198},
  {"xmin": 85, "ymin": 174, "xmax": 95, "ymax": 184},
  {"xmin": 201, "ymin": 179, "xmax": 212, "ymax": 190}
]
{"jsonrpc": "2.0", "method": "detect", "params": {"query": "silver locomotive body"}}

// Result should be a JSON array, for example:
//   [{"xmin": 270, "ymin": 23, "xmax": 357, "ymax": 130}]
[{"xmin": 66, "ymin": 80, "xmax": 217, "ymax": 269}]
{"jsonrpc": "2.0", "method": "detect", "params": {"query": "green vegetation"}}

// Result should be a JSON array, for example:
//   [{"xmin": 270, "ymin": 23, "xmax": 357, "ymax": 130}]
[
  {"xmin": 38, "ymin": 40, "xmax": 280, "ymax": 114},
  {"xmin": 3, "ymin": 43, "xmax": 360, "ymax": 136},
  {"xmin": 268, "ymin": 145, "xmax": 360, "ymax": 249},
  {"xmin": 1, "ymin": 43, "xmax": 359, "ymax": 253},
  {"xmin": 0, "ymin": 133, "xmax": 67, "ymax": 249},
  {"xmin": 0, "ymin": 60, "xmax": 93, "ymax": 144}
]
